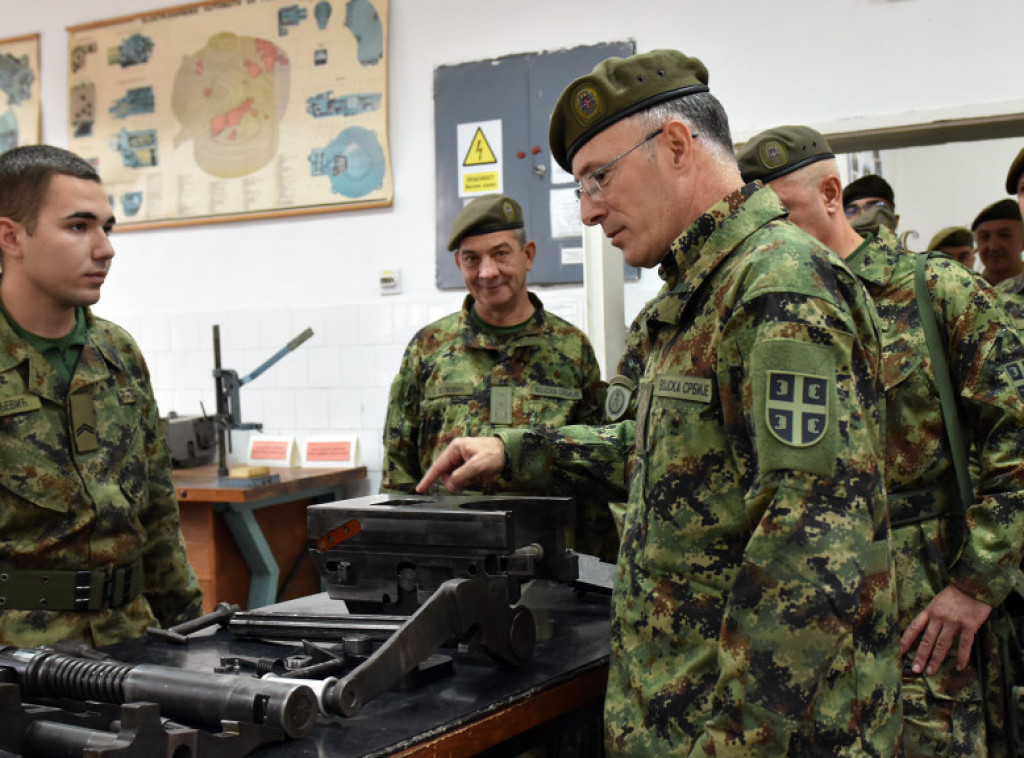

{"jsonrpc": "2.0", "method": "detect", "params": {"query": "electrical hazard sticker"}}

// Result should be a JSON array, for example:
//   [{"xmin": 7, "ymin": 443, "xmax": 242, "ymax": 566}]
[
  {"xmin": 457, "ymin": 119, "xmax": 503, "ymax": 197},
  {"xmin": 463, "ymin": 127, "xmax": 497, "ymax": 166}
]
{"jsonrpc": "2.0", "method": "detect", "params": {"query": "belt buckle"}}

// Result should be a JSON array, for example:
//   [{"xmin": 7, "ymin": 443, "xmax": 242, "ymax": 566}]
[
  {"xmin": 116, "ymin": 563, "xmax": 134, "ymax": 608},
  {"xmin": 101, "ymin": 567, "xmax": 115, "ymax": 609},
  {"xmin": 104, "ymin": 563, "xmax": 134, "ymax": 609}
]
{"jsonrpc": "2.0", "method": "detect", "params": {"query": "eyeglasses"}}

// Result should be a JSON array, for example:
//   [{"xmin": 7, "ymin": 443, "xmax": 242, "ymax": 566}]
[{"xmin": 573, "ymin": 129, "xmax": 664, "ymax": 201}]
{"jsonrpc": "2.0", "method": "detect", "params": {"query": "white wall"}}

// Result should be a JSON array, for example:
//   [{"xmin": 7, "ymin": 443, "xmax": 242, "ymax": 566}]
[
  {"xmin": 868, "ymin": 137, "xmax": 1024, "ymax": 262},
  {"xmin": 5, "ymin": 0, "xmax": 1024, "ymax": 490}
]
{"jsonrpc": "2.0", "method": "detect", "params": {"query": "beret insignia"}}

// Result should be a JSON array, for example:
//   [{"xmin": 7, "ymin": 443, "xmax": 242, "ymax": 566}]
[
  {"xmin": 759, "ymin": 139, "xmax": 787, "ymax": 171},
  {"xmin": 572, "ymin": 85, "xmax": 603, "ymax": 126}
]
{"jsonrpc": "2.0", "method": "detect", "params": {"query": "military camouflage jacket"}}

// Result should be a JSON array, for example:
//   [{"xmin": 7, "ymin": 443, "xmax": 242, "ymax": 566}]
[
  {"xmin": 995, "ymin": 271, "xmax": 1024, "ymax": 333},
  {"xmin": 0, "ymin": 308, "xmax": 202, "ymax": 647},
  {"xmin": 381, "ymin": 292, "xmax": 604, "ymax": 493},
  {"xmin": 847, "ymin": 228, "xmax": 1024, "ymax": 608},
  {"xmin": 498, "ymin": 185, "xmax": 901, "ymax": 756}
]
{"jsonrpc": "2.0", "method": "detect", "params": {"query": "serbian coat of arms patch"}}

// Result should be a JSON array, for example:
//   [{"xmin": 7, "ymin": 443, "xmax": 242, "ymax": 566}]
[{"xmin": 766, "ymin": 371, "xmax": 829, "ymax": 447}]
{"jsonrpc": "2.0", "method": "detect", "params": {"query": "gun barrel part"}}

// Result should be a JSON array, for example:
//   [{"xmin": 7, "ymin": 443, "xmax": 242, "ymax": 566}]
[{"xmin": 0, "ymin": 647, "xmax": 318, "ymax": 740}]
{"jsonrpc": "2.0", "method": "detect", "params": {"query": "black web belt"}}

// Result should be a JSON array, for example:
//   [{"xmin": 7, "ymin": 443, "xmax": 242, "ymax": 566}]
[{"xmin": 0, "ymin": 558, "xmax": 144, "ymax": 612}]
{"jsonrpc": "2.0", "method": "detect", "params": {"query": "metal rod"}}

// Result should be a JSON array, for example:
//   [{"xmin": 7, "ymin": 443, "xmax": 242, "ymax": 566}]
[{"xmin": 213, "ymin": 324, "xmax": 228, "ymax": 477}]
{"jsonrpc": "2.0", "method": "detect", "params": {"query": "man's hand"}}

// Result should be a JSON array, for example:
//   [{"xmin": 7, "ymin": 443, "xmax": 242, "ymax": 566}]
[
  {"xmin": 416, "ymin": 437, "xmax": 507, "ymax": 493},
  {"xmin": 899, "ymin": 584, "xmax": 993, "ymax": 675}
]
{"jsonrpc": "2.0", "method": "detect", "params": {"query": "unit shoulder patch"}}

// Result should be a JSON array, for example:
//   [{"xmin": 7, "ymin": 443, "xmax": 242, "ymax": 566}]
[
  {"xmin": 1006, "ymin": 360, "xmax": 1024, "ymax": 403},
  {"xmin": 766, "ymin": 371, "xmax": 830, "ymax": 447},
  {"xmin": 605, "ymin": 375, "xmax": 635, "ymax": 422}
]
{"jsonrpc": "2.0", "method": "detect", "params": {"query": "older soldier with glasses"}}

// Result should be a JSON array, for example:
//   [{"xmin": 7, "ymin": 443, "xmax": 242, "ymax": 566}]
[{"xmin": 417, "ymin": 49, "xmax": 900, "ymax": 757}]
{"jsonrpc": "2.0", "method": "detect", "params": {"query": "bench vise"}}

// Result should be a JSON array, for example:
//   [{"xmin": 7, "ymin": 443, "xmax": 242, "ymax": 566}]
[
  {"xmin": 225, "ymin": 494, "xmax": 582, "ymax": 718},
  {"xmin": 306, "ymin": 494, "xmax": 579, "ymax": 614}
]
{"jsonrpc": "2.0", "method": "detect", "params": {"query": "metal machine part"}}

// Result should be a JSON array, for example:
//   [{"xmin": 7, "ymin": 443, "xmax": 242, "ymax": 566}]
[
  {"xmin": 230, "ymin": 610, "xmax": 406, "ymax": 642},
  {"xmin": 161, "ymin": 411, "xmax": 217, "ymax": 469},
  {"xmin": 0, "ymin": 647, "xmax": 318, "ymax": 740},
  {"xmin": 0, "ymin": 682, "xmax": 287, "ymax": 758},
  {"xmin": 322, "ymin": 576, "xmax": 535, "ymax": 717},
  {"xmin": 146, "ymin": 601, "xmax": 240, "ymax": 644},
  {"xmin": 211, "ymin": 325, "xmax": 314, "ymax": 479},
  {"xmin": 306, "ymin": 494, "xmax": 578, "ymax": 612},
  {"xmin": 244, "ymin": 494, "xmax": 582, "ymax": 718}
]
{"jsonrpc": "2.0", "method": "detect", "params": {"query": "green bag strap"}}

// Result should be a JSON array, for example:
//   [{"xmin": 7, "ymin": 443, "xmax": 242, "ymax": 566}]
[{"xmin": 913, "ymin": 251, "xmax": 975, "ymax": 515}]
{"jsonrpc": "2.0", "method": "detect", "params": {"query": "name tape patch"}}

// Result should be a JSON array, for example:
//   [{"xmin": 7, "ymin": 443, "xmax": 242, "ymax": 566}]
[
  {"xmin": 532, "ymin": 385, "xmax": 583, "ymax": 401},
  {"xmin": 425, "ymin": 383, "xmax": 474, "ymax": 399},
  {"xmin": 653, "ymin": 375, "xmax": 712, "ymax": 404},
  {"xmin": 0, "ymin": 394, "xmax": 41, "ymax": 417}
]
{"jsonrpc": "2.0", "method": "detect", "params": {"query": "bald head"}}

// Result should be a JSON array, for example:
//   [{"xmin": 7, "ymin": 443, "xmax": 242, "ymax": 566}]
[{"xmin": 766, "ymin": 159, "xmax": 865, "ymax": 258}]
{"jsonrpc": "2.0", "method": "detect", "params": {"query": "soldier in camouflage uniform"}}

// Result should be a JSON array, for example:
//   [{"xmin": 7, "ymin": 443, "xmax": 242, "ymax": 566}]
[
  {"xmin": 738, "ymin": 125, "xmax": 1024, "ymax": 757},
  {"xmin": 0, "ymin": 145, "xmax": 202, "ymax": 648},
  {"xmin": 844, "ymin": 174, "xmax": 899, "ymax": 234},
  {"xmin": 417, "ymin": 51, "xmax": 902, "ymax": 756},
  {"xmin": 1009, "ymin": 147, "xmax": 1024, "ymax": 214},
  {"xmin": 381, "ymin": 193, "xmax": 616, "ymax": 560},
  {"xmin": 998, "ymin": 152, "xmax": 1024, "ymax": 330},
  {"xmin": 973, "ymin": 198, "xmax": 1024, "ymax": 288},
  {"xmin": 928, "ymin": 226, "xmax": 975, "ymax": 270}
]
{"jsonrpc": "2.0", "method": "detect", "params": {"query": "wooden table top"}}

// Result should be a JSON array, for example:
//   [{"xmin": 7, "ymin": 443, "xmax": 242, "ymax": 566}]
[{"xmin": 172, "ymin": 465, "xmax": 367, "ymax": 504}]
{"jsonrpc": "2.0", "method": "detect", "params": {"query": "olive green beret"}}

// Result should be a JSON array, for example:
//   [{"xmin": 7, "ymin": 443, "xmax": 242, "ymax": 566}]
[
  {"xmin": 928, "ymin": 226, "xmax": 973, "ymax": 250},
  {"xmin": 736, "ymin": 125, "xmax": 834, "ymax": 184},
  {"xmin": 447, "ymin": 194, "xmax": 524, "ymax": 251},
  {"xmin": 842, "ymin": 174, "xmax": 895, "ymax": 207},
  {"xmin": 972, "ymin": 198, "xmax": 1023, "ymax": 231},
  {"xmin": 1006, "ymin": 146, "xmax": 1024, "ymax": 194},
  {"xmin": 548, "ymin": 49, "xmax": 710, "ymax": 173}
]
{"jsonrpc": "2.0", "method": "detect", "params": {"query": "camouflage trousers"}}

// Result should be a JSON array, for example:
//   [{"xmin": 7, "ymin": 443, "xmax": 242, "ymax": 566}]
[{"xmin": 902, "ymin": 617, "xmax": 1018, "ymax": 758}]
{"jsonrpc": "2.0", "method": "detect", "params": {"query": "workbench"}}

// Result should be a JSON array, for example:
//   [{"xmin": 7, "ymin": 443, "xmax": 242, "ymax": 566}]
[
  {"xmin": 106, "ymin": 580, "xmax": 611, "ymax": 757},
  {"xmin": 173, "ymin": 466, "xmax": 369, "ymax": 611}
]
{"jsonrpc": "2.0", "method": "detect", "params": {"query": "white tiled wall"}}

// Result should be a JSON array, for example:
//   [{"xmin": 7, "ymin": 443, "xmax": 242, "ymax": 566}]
[
  {"xmin": 113, "ymin": 280, "xmax": 655, "ymax": 494},
  {"xmin": 115, "ymin": 289, "xmax": 569, "ymax": 493}
]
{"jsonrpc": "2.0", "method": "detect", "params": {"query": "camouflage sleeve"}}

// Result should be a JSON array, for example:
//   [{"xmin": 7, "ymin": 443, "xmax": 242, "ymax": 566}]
[
  {"xmin": 496, "ymin": 421, "xmax": 633, "ymax": 503},
  {"xmin": 693, "ymin": 286, "xmax": 891, "ymax": 754},
  {"xmin": 380, "ymin": 340, "xmax": 423, "ymax": 493},
  {"xmin": 934, "ymin": 263, "xmax": 1024, "ymax": 605},
  {"xmin": 136, "ymin": 352, "xmax": 202, "ymax": 627}
]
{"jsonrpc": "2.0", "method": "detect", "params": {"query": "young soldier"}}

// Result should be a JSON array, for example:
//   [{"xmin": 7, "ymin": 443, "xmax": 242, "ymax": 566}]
[{"xmin": 0, "ymin": 145, "xmax": 202, "ymax": 648}]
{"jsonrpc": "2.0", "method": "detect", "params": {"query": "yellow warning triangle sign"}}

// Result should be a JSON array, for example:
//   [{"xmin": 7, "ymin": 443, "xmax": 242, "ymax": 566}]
[{"xmin": 463, "ymin": 127, "xmax": 498, "ymax": 166}]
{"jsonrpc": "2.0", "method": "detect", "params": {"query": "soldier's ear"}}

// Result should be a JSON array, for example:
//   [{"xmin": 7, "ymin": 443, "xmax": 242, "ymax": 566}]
[
  {"xmin": 0, "ymin": 217, "xmax": 24, "ymax": 259},
  {"xmin": 523, "ymin": 240, "xmax": 536, "ymax": 270},
  {"xmin": 820, "ymin": 175, "xmax": 843, "ymax": 217}
]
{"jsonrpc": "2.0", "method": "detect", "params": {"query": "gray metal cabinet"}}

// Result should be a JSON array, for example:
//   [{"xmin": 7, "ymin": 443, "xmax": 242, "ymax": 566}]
[{"xmin": 433, "ymin": 41, "xmax": 636, "ymax": 288}]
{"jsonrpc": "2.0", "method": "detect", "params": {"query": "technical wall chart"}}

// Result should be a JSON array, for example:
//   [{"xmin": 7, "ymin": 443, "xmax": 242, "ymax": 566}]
[{"xmin": 68, "ymin": 0, "xmax": 391, "ymax": 228}]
